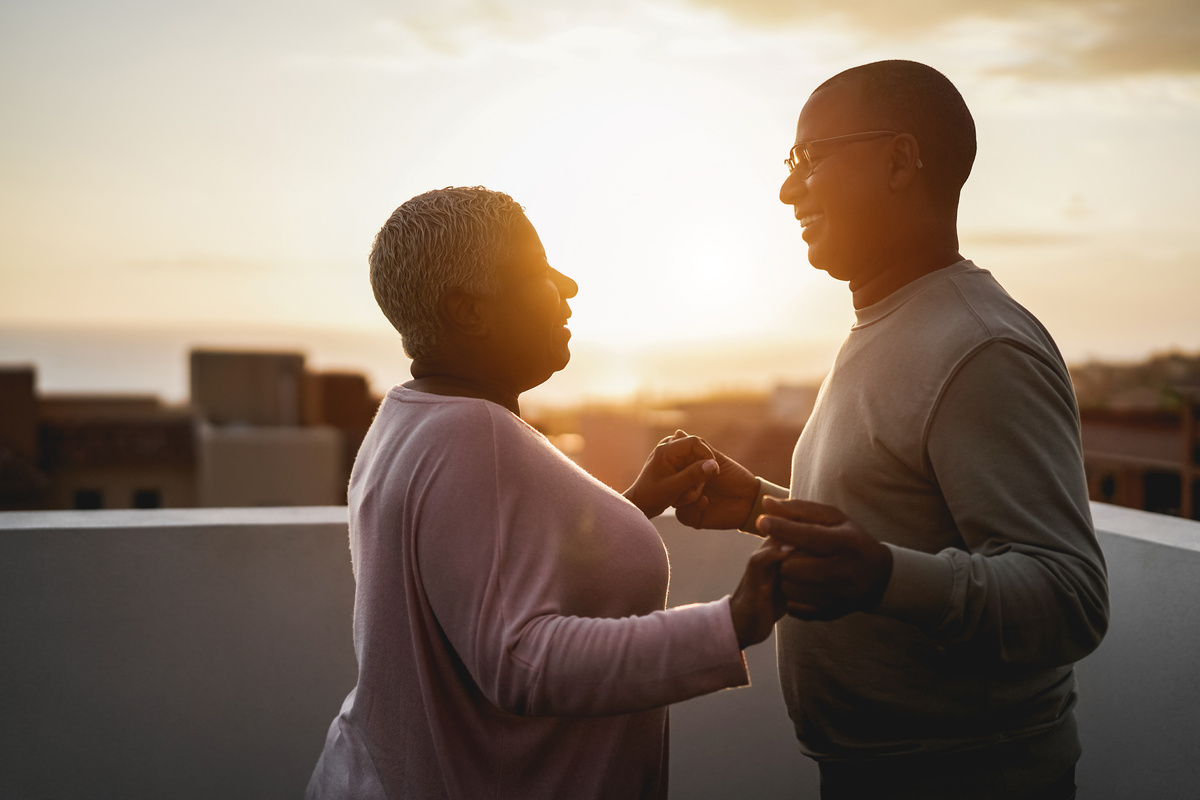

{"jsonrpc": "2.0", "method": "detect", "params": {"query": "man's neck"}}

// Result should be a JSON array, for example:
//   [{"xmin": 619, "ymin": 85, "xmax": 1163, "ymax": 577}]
[{"xmin": 848, "ymin": 247, "xmax": 964, "ymax": 309}]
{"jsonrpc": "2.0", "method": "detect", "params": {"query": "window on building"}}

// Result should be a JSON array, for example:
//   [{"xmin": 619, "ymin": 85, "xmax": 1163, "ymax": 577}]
[
  {"xmin": 1143, "ymin": 470, "xmax": 1182, "ymax": 517},
  {"xmin": 74, "ymin": 489, "xmax": 103, "ymax": 509},
  {"xmin": 1099, "ymin": 474, "xmax": 1117, "ymax": 502},
  {"xmin": 133, "ymin": 489, "xmax": 161, "ymax": 509}
]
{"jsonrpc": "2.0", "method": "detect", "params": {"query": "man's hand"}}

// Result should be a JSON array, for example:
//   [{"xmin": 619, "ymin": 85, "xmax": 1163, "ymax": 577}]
[
  {"xmin": 623, "ymin": 431, "xmax": 719, "ymax": 519},
  {"xmin": 672, "ymin": 435, "xmax": 760, "ymax": 531},
  {"xmin": 756, "ymin": 497, "xmax": 894, "ymax": 621}
]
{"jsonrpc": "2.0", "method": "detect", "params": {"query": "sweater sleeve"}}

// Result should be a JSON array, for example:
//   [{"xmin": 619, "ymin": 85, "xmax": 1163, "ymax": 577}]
[
  {"xmin": 875, "ymin": 340, "xmax": 1109, "ymax": 666},
  {"xmin": 739, "ymin": 478, "xmax": 790, "ymax": 534},
  {"xmin": 416, "ymin": 412, "xmax": 749, "ymax": 718}
]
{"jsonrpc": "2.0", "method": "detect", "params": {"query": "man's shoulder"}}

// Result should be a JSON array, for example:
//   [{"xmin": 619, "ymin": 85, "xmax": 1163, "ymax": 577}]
[
  {"xmin": 948, "ymin": 266, "xmax": 1051, "ymax": 338},
  {"xmin": 843, "ymin": 262, "xmax": 1068, "ymax": 396},
  {"xmin": 901, "ymin": 263, "xmax": 1061, "ymax": 363}
]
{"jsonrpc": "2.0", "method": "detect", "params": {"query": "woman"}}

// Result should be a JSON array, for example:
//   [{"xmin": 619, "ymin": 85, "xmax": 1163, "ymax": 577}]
[{"xmin": 307, "ymin": 187, "xmax": 790, "ymax": 799}]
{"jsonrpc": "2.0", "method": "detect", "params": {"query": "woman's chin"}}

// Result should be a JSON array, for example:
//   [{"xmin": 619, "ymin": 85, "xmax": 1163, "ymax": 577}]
[
  {"xmin": 552, "ymin": 330, "xmax": 572, "ymax": 372},
  {"xmin": 520, "ymin": 349, "xmax": 571, "ymax": 393},
  {"xmin": 552, "ymin": 346, "xmax": 571, "ymax": 375}
]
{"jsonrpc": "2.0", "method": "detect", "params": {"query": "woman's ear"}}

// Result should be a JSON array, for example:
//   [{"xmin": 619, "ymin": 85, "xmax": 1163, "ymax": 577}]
[{"xmin": 439, "ymin": 288, "xmax": 490, "ymax": 339}]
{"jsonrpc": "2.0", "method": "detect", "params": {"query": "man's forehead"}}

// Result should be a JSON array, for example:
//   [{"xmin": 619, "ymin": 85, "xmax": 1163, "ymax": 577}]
[{"xmin": 795, "ymin": 79, "xmax": 873, "ymax": 141}]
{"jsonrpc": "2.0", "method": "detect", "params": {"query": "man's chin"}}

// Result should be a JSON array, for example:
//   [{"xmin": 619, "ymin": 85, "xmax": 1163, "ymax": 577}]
[
  {"xmin": 807, "ymin": 253, "xmax": 838, "ymax": 280},
  {"xmin": 807, "ymin": 251, "xmax": 855, "ymax": 283}
]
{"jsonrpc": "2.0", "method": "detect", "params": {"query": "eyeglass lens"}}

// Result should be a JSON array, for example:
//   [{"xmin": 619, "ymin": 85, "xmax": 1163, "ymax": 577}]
[{"xmin": 786, "ymin": 147, "xmax": 813, "ymax": 177}]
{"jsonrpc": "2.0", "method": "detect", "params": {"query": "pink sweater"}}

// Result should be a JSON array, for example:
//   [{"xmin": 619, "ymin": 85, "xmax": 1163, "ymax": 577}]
[{"xmin": 307, "ymin": 387, "xmax": 749, "ymax": 799}]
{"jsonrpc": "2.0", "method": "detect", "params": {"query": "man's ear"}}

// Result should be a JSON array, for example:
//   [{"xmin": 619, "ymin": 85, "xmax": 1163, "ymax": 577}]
[
  {"xmin": 887, "ymin": 133, "xmax": 923, "ymax": 189},
  {"xmin": 439, "ymin": 288, "xmax": 490, "ymax": 339}
]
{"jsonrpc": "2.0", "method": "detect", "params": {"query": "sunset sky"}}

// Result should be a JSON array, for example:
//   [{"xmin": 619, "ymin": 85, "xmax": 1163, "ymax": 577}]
[{"xmin": 2, "ymin": 0, "xmax": 1199, "ymax": 402}]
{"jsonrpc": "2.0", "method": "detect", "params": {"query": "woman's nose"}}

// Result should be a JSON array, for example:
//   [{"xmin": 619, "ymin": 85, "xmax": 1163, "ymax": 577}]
[{"xmin": 553, "ymin": 269, "xmax": 578, "ymax": 300}]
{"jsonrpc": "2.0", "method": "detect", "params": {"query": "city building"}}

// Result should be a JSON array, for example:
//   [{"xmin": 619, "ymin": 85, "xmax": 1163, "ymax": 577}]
[
  {"xmin": 1, "ymin": 365, "xmax": 196, "ymax": 511},
  {"xmin": 191, "ymin": 350, "xmax": 341, "ymax": 507},
  {"xmin": 1080, "ymin": 393, "xmax": 1200, "ymax": 520},
  {"xmin": 0, "ymin": 366, "xmax": 50, "ymax": 509},
  {"xmin": 0, "ymin": 351, "xmax": 380, "ymax": 511},
  {"xmin": 39, "ymin": 395, "xmax": 197, "ymax": 510}
]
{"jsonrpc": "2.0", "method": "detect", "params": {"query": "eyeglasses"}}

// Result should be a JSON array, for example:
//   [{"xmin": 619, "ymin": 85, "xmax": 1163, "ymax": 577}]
[{"xmin": 784, "ymin": 130, "xmax": 911, "ymax": 179}]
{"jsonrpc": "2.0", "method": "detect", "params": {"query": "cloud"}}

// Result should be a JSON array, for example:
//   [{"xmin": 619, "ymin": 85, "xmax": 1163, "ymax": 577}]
[
  {"xmin": 127, "ymin": 256, "xmax": 273, "ymax": 273},
  {"xmin": 683, "ymin": 0, "xmax": 1200, "ymax": 78},
  {"xmin": 961, "ymin": 230, "xmax": 1086, "ymax": 248},
  {"xmin": 280, "ymin": 0, "xmax": 653, "ymax": 73}
]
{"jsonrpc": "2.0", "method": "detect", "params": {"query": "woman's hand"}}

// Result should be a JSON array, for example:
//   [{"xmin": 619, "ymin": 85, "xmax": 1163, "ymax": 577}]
[
  {"xmin": 623, "ymin": 431, "xmax": 720, "ymax": 519},
  {"xmin": 729, "ymin": 538, "xmax": 793, "ymax": 649},
  {"xmin": 673, "ymin": 440, "xmax": 760, "ymax": 532}
]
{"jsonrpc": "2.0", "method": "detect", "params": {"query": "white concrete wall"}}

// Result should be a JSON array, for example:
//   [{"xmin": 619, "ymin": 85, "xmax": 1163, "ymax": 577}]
[
  {"xmin": 0, "ymin": 507, "xmax": 356, "ymax": 800},
  {"xmin": 1075, "ymin": 504, "xmax": 1200, "ymax": 799},
  {"xmin": 1, "ymin": 504, "xmax": 1197, "ymax": 799}
]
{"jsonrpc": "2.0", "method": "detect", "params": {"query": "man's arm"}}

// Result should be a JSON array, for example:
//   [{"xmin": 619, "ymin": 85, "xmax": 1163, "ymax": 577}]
[
  {"xmin": 766, "ymin": 342, "xmax": 1109, "ymax": 667},
  {"xmin": 886, "ymin": 340, "xmax": 1109, "ymax": 665}
]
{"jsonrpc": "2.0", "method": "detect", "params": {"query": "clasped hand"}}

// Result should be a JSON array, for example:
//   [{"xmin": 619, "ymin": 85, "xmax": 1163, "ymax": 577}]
[
  {"xmin": 622, "ymin": 430, "xmax": 721, "ymax": 520},
  {"xmin": 729, "ymin": 497, "xmax": 894, "ymax": 647},
  {"xmin": 755, "ymin": 497, "xmax": 893, "ymax": 622},
  {"xmin": 626, "ymin": 432, "xmax": 893, "ymax": 637}
]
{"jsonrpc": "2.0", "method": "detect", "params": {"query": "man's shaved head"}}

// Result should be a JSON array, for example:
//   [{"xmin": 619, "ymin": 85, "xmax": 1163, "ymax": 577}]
[{"xmin": 816, "ymin": 60, "xmax": 976, "ymax": 208}]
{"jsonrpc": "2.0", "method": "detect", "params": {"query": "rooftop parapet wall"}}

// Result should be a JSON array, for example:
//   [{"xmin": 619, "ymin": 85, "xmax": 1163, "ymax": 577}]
[
  {"xmin": 0, "ymin": 507, "xmax": 355, "ymax": 800},
  {"xmin": 0, "ymin": 504, "xmax": 1197, "ymax": 799}
]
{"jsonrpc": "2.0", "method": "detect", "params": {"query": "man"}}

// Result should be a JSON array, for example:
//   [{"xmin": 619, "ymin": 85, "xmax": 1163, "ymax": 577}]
[{"xmin": 675, "ymin": 61, "xmax": 1109, "ymax": 799}]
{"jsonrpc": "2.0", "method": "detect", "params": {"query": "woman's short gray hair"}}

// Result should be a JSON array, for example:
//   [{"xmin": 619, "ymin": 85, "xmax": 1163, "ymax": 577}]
[{"xmin": 369, "ymin": 186, "xmax": 525, "ymax": 361}]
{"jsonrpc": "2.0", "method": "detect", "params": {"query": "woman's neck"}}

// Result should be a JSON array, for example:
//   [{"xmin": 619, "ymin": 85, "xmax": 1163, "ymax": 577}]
[{"xmin": 404, "ymin": 371, "xmax": 521, "ymax": 416}]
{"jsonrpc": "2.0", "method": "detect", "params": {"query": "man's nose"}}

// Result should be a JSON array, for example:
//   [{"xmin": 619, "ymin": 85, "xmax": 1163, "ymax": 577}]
[{"xmin": 780, "ymin": 170, "xmax": 805, "ymax": 206}]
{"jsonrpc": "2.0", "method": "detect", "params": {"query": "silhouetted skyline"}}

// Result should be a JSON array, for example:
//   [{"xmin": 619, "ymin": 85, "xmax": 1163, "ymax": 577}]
[{"xmin": 2, "ymin": 1, "xmax": 1199, "ymax": 375}]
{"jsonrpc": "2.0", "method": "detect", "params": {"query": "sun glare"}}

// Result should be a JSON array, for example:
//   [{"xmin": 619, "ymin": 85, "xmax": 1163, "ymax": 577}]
[{"xmin": 479, "ymin": 83, "xmax": 778, "ymax": 349}]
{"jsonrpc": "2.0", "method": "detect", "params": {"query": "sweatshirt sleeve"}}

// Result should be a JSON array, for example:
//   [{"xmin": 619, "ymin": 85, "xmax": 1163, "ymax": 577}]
[
  {"xmin": 416, "ymin": 410, "xmax": 749, "ymax": 718},
  {"xmin": 875, "ymin": 340, "xmax": 1110, "ymax": 666},
  {"xmin": 739, "ymin": 478, "xmax": 790, "ymax": 534}
]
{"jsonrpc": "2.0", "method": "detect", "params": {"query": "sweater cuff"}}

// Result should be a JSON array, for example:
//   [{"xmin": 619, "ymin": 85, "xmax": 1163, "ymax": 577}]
[
  {"xmin": 712, "ymin": 596, "xmax": 751, "ymax": 685},
  {"xmin": 738, "ymin": 478, "xmax": 790, "ymax": 534},
  {"xmin": 874, "ymin": 544, "xmax": 955, "ymax": 629}
]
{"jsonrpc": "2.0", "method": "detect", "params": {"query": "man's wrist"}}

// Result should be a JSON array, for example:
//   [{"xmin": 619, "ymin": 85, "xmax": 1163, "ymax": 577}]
[
  {"xmin": 739, "ymin": 478, "xmax": 789, "ymax": 534},
  {"xmin": 873, "ymin": 544, "xmax": 954, "ymax": 627}
]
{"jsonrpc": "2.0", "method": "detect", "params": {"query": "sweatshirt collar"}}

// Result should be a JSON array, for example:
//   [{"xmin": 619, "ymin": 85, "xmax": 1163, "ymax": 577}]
[{"xmin": 852, "ymin": 259, "xmax": 978, "ymax": 330}]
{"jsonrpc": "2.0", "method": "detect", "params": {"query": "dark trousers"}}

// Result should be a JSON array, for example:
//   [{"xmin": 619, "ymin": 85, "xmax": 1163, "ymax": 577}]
[{"xmin": 819, "ymin": 755, "xmax": 1076, "ymax": 800}]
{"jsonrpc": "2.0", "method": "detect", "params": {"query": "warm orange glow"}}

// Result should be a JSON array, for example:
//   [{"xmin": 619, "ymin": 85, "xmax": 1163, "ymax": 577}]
[{"xmin": 1, "ymin": 3, "xmax": 1198, "ymax": 403}]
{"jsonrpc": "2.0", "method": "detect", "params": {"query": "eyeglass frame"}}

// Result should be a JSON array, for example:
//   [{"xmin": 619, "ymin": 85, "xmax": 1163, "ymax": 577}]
[{"xmin": 784, "ymin": 130, "xmax": 922, "ymax": 178}]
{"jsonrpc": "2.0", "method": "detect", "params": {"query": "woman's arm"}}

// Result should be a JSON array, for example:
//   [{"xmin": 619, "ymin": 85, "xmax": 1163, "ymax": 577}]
[{"xmin": 416, "ymin": 413, "xmax": 788, "ymax": 717}]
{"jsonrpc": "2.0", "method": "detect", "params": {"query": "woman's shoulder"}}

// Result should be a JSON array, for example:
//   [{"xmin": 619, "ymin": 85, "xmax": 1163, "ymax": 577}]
[{"xmin": 377, "ymin": 386, "xmax": 542, "ymax": 451}]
